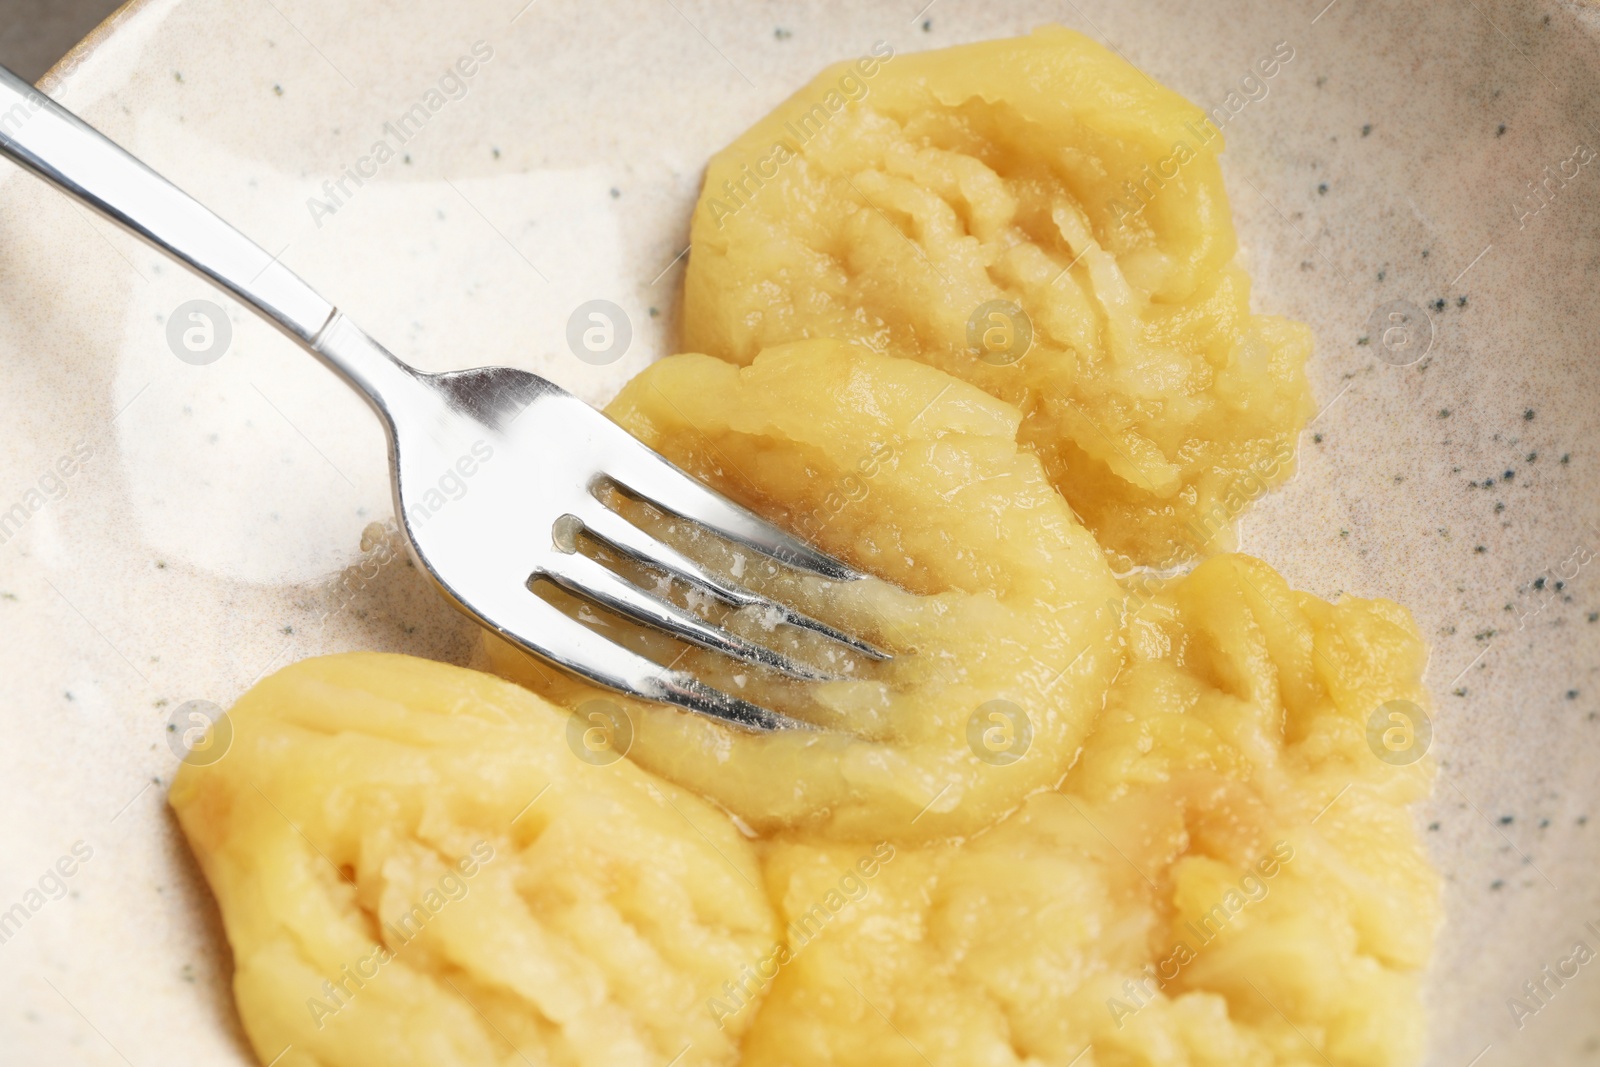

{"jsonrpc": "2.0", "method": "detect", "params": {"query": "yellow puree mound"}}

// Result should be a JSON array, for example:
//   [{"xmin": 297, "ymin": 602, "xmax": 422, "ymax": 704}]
[
  {"xmin": 170, "ymin": 27, "xmax": 1437, "ymax": 1067},
  {"xmin": 684, "ymin": 27, "xmax": 1313, "ymax": 571}
]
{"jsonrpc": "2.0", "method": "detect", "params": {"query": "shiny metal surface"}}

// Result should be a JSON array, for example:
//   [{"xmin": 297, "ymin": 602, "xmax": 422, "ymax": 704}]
[{"xmin": 0, "ymin": 62, "xmax": 882, "ymax": 731}]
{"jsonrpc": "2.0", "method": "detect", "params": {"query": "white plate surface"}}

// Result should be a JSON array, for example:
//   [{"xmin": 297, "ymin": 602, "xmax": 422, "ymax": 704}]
[{"xmin": 1, "ymin": 1, "xmax": 1597, "ymax": 1063}]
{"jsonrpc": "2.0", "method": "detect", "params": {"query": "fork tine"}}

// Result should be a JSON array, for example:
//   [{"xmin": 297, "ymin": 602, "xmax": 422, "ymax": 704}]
[
  {"xmin": 538, "ymin": 552, "xmax": 837, "ymax": 681},
  {"xmin": 474, "ymin": 585, "xmax": 810, "ymax": 732},
  {"xmin": 596, "ymin": 427, "xmax": 865, "ymax": 581},
  {"xmin": 656, "ymin": 673, "xmax": 821, "ymax": 734},
  {"xmin": 573, "ymin": 505, "xmax": 892, "ymax": 661}
]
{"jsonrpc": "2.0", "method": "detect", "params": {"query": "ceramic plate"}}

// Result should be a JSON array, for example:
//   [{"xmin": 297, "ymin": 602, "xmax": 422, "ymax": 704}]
[{"xmin": 2, "ymin": 0, "xmax": 1597, "ymax": 1062}]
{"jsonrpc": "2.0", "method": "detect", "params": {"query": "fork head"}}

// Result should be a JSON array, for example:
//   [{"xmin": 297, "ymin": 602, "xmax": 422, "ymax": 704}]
[{"xmin": 380, "ymin": 360, "xmax": 888, "ymax": 732}]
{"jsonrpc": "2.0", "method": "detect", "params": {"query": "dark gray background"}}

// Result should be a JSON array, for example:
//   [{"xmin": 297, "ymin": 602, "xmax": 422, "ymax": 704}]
[{"xmin": 2, "ymin": 0, "xmax": 123, "ymax": 82}]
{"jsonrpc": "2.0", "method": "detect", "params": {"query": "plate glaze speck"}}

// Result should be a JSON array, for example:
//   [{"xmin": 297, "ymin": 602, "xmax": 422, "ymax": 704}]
[{"xmin": 1, "ymin": 1, "xmax": 1597, "ymax": 1063}]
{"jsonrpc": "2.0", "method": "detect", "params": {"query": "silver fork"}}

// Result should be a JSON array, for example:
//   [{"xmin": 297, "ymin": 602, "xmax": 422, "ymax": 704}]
[{"xmin": 0, "ymin": 66, "xmax": 887, "ymax": 731}]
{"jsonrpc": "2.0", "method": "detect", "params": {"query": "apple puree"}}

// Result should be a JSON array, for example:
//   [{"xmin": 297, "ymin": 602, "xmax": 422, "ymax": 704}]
[
  {"xmin": 684, "ymin": 27, "xmax": 1313, "ymax": 571},
  {"xmin": 169, "ymin": 27, "xmax": 1435, "ymax": 1067}
]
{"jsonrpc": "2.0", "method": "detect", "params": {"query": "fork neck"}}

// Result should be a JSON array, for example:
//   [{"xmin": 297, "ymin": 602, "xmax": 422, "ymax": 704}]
[{"xmin": 310, "ymin": 313, "xmax": 429, "ymax": 425}]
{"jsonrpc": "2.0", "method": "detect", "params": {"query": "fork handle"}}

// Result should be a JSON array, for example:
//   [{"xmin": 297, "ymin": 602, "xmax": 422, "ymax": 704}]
[{"xmin": 0, "ymin": 64, "xmax": 415, "ymax": 412}]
